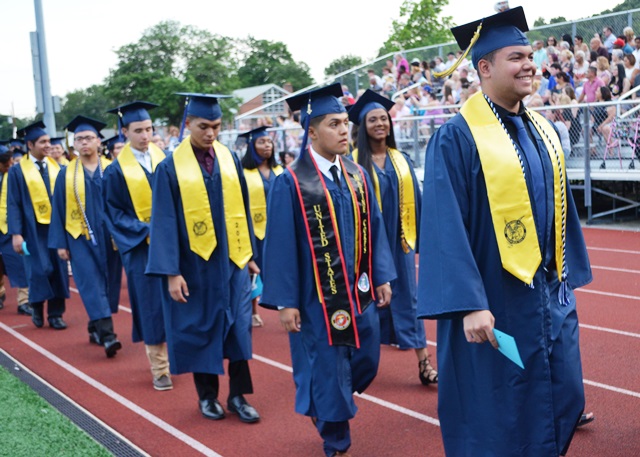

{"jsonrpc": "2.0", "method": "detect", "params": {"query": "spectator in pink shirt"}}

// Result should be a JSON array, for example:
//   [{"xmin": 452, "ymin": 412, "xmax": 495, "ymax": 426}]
[{"xmin": 579, "ymin": 67, "xmax": 605, "ymax": 103}]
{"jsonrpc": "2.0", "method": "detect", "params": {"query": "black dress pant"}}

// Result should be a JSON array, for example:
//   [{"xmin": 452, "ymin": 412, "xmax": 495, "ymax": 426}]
[
  {"xmin": 193, "ymin": 360, "xmax": 253, "ymax": 401},
  {"xmin": 31, "ymin": 297, "xmax": 65, "ymax": 318}
]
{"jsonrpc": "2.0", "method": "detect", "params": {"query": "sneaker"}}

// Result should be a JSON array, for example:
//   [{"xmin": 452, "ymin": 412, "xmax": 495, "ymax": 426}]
[{"xmin": 153, "ymin": 374, "xmax": 173, "ymax": 391}]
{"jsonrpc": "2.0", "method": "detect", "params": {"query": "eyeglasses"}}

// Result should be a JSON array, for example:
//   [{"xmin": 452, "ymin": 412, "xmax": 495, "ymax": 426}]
[{"xmin": 74, "ymin": 135, "xmax": 98, "ymax": 143}]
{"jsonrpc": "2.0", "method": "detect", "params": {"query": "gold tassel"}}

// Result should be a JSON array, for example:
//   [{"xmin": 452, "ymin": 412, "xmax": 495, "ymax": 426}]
[{"xmin": 433, "ymin": 22, "xmax": 483, "ymax": 79}]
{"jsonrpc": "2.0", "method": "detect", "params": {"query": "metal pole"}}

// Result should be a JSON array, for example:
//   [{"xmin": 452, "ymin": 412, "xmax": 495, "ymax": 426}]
[
  {"xmin": 34, "ymin": 0, "xmax": 56, "ymax": 135},
  {"xmin": 582, "ymin": 105, "xmax": 592, "ymax": 223}
]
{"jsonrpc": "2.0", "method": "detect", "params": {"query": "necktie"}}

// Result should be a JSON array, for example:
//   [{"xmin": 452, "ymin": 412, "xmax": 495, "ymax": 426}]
[
  {"xmin": 36, "ymin": 160, "xmax": 45, "ymax": 176},
  {"xmin": 329, "ymin": 165, "xmax": 341, "ymax": 188},
  {"xmin": 510, "ymin": 115, "xmax": 546, "ymax": 237}
]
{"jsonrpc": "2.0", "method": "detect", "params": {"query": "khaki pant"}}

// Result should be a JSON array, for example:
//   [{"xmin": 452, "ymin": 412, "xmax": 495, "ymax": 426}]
[
  {"xmin": 145, "ymin": 343, "xmax": 170, "ymax": 379},
  {"xmin": 17, "ymin": 287, "xmax": 29, "ymax": 305}
]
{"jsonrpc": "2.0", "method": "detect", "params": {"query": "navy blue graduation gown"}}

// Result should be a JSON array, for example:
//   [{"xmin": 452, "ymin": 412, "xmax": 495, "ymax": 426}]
[
  {"xmin": 417, "ymin": 114, "xmax": 592, "ymax": 456},
  {"xmin": 260, "ymin": 163, "xmax": 396, "ymax": 422},
  {"xmin": 7, "ymin": 164, "xmax": 69, "ymax": 302},
  {"xmin": 374, "ymin": 153, "xmax": 426, "ymax": 349},
  {"xmin": 145, "ymin": 150, "xmax": 257, "ymax": 375},
  {"xmin": 48, "ymin": 165, "xmax": 121, "ymax": 321},
  {"xmin": 103, "ymin": 160, "xmax": 165, "ymax": 345},
  {"xmin": 1, "ymin": 173, "xmax": 27, "ymax": 288},
  {"xmin": 0, "ymin": 233, "xmax": 27, "ymax": 288}
]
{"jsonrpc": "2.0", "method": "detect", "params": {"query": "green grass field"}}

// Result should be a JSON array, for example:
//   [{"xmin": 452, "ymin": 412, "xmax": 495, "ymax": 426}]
[{"xmin": 0, "ymin": 365, "xmax": 112, "ymax": 457}]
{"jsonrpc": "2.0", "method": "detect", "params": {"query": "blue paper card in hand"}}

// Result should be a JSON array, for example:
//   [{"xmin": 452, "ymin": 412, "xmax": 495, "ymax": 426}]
[
  {"xmin": 250, "ymin": 274, "xmax": 263, "ymax": 300},
  {"xmin": 493, "ymin": 328, "xmax": 524, "ymax": 369}
]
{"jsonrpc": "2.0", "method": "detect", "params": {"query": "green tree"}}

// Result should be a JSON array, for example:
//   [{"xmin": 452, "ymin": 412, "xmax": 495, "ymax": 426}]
[
  {"xmin": 324, "ymin": 55, "xmax": 364, "ymax": 78},
  {"xmin": 55, "ymin": 85, "xmax": 111, "ymax": 128},
  {"xmin": 237, "ymin": 37, "xmax": 314, "ymax": 90},
  {"xmin": 380, "ymin": 0, "xmax": 454, "ymax": 55}
]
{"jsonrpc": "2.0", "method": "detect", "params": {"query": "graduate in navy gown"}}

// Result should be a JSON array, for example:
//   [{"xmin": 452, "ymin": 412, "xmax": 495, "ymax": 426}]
[
  {"xmin": 239, "ymin": 126, "xmax": 283, "ymax": 328},
  {"xmin": 104, "ymin": 101, "xmax": 172, "ymax": 390},
  {"xmin": 417, "ymin": 7, "xmax": 593, "ymax": 456},
  {"xmin": 260, "ymin": 84, "xmax": 396, "ymax": 457},
  {"xmin": 349, "ymin": 89, "xmax": 437, "ymax": 386},
  {"xmin": 48, "ymin": 116, "xmax": 122, "ymax": 357},
  {"xmin": 146, "ymin": 93, "xmax": 261, "ymax": 423},
  {"xmin": 0, "ymin": 151, "xmax": 30, "ymax": 314},
  {"xmin": 8, "ymin": 121, "xmax": 68, "ymax": 330}
]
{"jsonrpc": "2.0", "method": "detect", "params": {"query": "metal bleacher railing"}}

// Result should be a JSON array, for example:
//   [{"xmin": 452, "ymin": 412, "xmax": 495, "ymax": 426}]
[{"xmin": 224, "ymin": 8, "xmax": 640, "ymax": 222}]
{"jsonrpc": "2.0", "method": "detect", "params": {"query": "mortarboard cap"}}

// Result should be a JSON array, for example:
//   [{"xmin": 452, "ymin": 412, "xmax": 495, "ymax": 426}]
[
  {"xmin": 0, "ymin": 140, "xmax": 9, "ymax": 147},
  {"xmin": 285, "ymin": 83, "xmax": 346, "ymax": 126},
  {"xmin": 437, "ymin": 6, "xmax": 529, "ymax": 77},
  {"xmin": 64, "ymin": 115, "xmax": 106, "ymax": 135},
  {"xmin": 348, "ymin": 89, "xmax": 395, "ymax": 126},
  {"xmin": 238, "ymin": 126, "xmax": 269, "ymax": 142},
  {"xmin": 0, "ymin": 145, "xmax": 8, "ymax": 154},
  {"xmin": 50, "ymin": 137, "xmax": 65, "ymax": 146},
  {"xmin": 17, "ymin": 121, "xmax": 48, "ymax": 143},
  {"xmin": 9, "ymin": 138, "xmax": 24, "ymax": 148},
  {"xmin": 106, "ymin": 101, "xmax": 157, "ymax": 127},
  {"xmin": 102, "ymin": 134, "xmax": 126, "ymax": 150},
  {"xmin": 12, "ymin": 149, "xmax": 24, "ymax": 159},
  {"xmin": 176, "ymin": 93, "xmax": 230, "ymax": 121}
]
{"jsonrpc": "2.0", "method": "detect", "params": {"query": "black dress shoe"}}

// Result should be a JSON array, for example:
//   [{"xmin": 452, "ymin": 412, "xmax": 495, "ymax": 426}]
[
  {"xmin": 199, "ymin": 399, "xmax": 225, "ymax": 420},
  {"xmin": 18, "ymin": 303, "xmax": 33, "ymax": 316},
  {"xmin": 31, "ymin": 308, "xmax": 44, "ymax": 328},
  {"xmin": 104, "ymin": 339, "xmax": 122, "ymax": 358},
  {"xmin": 227, "ymin": 395, "xmax": 260, "ymax": 423},
  {"xmin": 0, "ymin": 294, "xmax": 5, "ymax": 310},
  {"xmin": 48, "ymin": 317, "xmax": 67, "ymax": 330}
]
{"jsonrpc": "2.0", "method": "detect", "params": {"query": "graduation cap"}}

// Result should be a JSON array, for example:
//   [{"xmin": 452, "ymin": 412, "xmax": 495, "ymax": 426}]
[
  {"xmin": 50, "ymin": 137, "xmax": 65, "ymax": 146},
  {"xmin": 106, "ymin": 101, "xmax": 158, "ymax": 129},
  {"xmin": 0, "ymin": 140, "xmax": 9, "ymax": 147},
  {"xmin": 12, "ymin": 149, "xmax": 25, "ymax": 160},
  {"xmin": 348, "ymin": 89, "xmax": 395, "ymax": 126},
  {"xmin": 285, "ymin": 83, "xmax": 346, "ymax": 156},
  {"xmin": 102, "ymin": 134, "xmax": 126, "ymax": 151},
  {"xmin": 17, "ymin": 121, "xmax": 48, "ymax": 143},
  {"xmin": 175, "ymin": 92, "xmax": 232, "ymax": 140},
  {"xmin": 434, "ymin": 6, "xmax": 529, "ymax": 78},
  {"xmin": 0, "ymin": 145, "xmax": 8, "ymax": 154},
  {"xmin": 64, "ymin": 115, "xmax": 106, "ymax": 135},
  {"xmin": 238, "ymin": 126, "xmax": 270, "ymax": 165},
  {"xmin": 9, "ymin": 138, "xmax": 24, "ymax": 148}
]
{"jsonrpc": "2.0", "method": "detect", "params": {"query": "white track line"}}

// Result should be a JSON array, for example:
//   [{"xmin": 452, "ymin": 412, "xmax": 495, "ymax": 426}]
[
  {"xmin": 0, "ymin": 349, "xmax": 150, "ymax": 457},
  {"xmin": 588, "ymin": 247, "xmax": 640, "ymax": 255},
  {"xmin": 0, "ymin": 322, "xmax": 223, "ymax": 457},
  {"xmin": 583, "ymin": 379, "xmax": 640, "ymax": 399},
  {"xmin": 580, "ymin": 324, "xmax": 640, "ymax": 339},
  {"xmin": 576, "ymin": 289, "xmax": 640, "ymax": 301},
  {"xmin": 592, "ymin": 265, "xmax": 640, "ymax": 274}
]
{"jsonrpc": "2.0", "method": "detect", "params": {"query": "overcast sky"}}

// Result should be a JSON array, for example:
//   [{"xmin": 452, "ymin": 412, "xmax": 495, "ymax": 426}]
[{"xmin": 0, "ymin": 0, "xmax": 607, "ymax": 118}]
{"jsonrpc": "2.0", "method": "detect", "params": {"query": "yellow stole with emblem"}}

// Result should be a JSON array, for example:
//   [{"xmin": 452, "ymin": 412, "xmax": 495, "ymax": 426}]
[
  {"xmin": 65, "ymin": 157, "xmax": 111, "ymax": 239},
  {"xmin": 460, "ymin": 92, "xmax": 566, "ymax": 284},
  {"xmin": 352, "ymin": 148, "xmax": 417, "ymax": 253},
  {"xmin": 117, "ymin": 143, "xmax": 166, "ymax": 224},
  {"xmin": 20, "ymin": 156, "xmax": 60, "ymax": 225},
  {"xmin": 173, "ymin": 137, "xmax": 252, "ymax": 267},
  {"xmin": 0, "ymin": 173, "xmax": 8, "ymax": 234},
  {"xmin": 243, "ymin": 165, "xmax": 283, "ymax": 240}
]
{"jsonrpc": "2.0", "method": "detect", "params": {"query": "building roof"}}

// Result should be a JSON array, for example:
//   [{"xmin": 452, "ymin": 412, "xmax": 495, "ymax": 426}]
[{"xmin": 232, "ymin": 84, "xmax": 290, "ymax": 104}]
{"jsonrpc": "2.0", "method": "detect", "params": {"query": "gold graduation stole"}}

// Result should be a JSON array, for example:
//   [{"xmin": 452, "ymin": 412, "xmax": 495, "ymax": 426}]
[
  {"xmin": 65, "ymin": 157, "xmax": 111, "ymax": 239},
  {"xmin": 352, "ymin": 148, "xmax": 417, "ymax": 253},
  {"xmin": 117, "ymin": 143, "xmax": 166, "ymax": 225},
  {"xmin": 58, "ymin": 157, "xmax": 70, "ymax": 166},
  {"xmin": 243, "ymin": 165, "xmax": 283, "ymax": 240},
  {"xmin": 289, "ymin": 150, "xmax": 374, "ymax": 348},
  {"xmin": 0, "ymin": 173, "xmax": 8, "ymax": 234},
  {"xmin": 173, "ymin": 137, "xmax": 252, "ymax": 267},
  {"xmin": 20, "ymin": 156, "xmax": 60, "ymax": 225},
  {"xmin": 461, "ymin": 92, "xmax": 566, "ymax": 284}
]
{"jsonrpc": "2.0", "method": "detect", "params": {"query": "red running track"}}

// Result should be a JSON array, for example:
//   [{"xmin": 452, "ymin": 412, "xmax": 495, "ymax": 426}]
[{"xmin": 0, "ymin": 226, "xmax": 638, "ymax": 456}]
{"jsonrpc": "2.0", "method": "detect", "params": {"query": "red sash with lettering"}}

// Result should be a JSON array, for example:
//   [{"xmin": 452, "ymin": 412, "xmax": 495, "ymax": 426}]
[{"xmin": 289, "ymin": 149, "xmax": 374, "ymax": 348}]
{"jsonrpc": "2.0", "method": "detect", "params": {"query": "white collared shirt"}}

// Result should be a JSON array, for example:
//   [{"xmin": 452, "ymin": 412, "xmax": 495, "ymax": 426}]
[
  {"xmin": 131, "ymin": 147, "xmax": 152, "ymax": 173},
  {"xmin": 29, "ymin": 153, "xmax": 46, "ymax": 170},
  {"xmin": 309, "ymin": 146, "xmax": 343, "ymax": 183}
]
